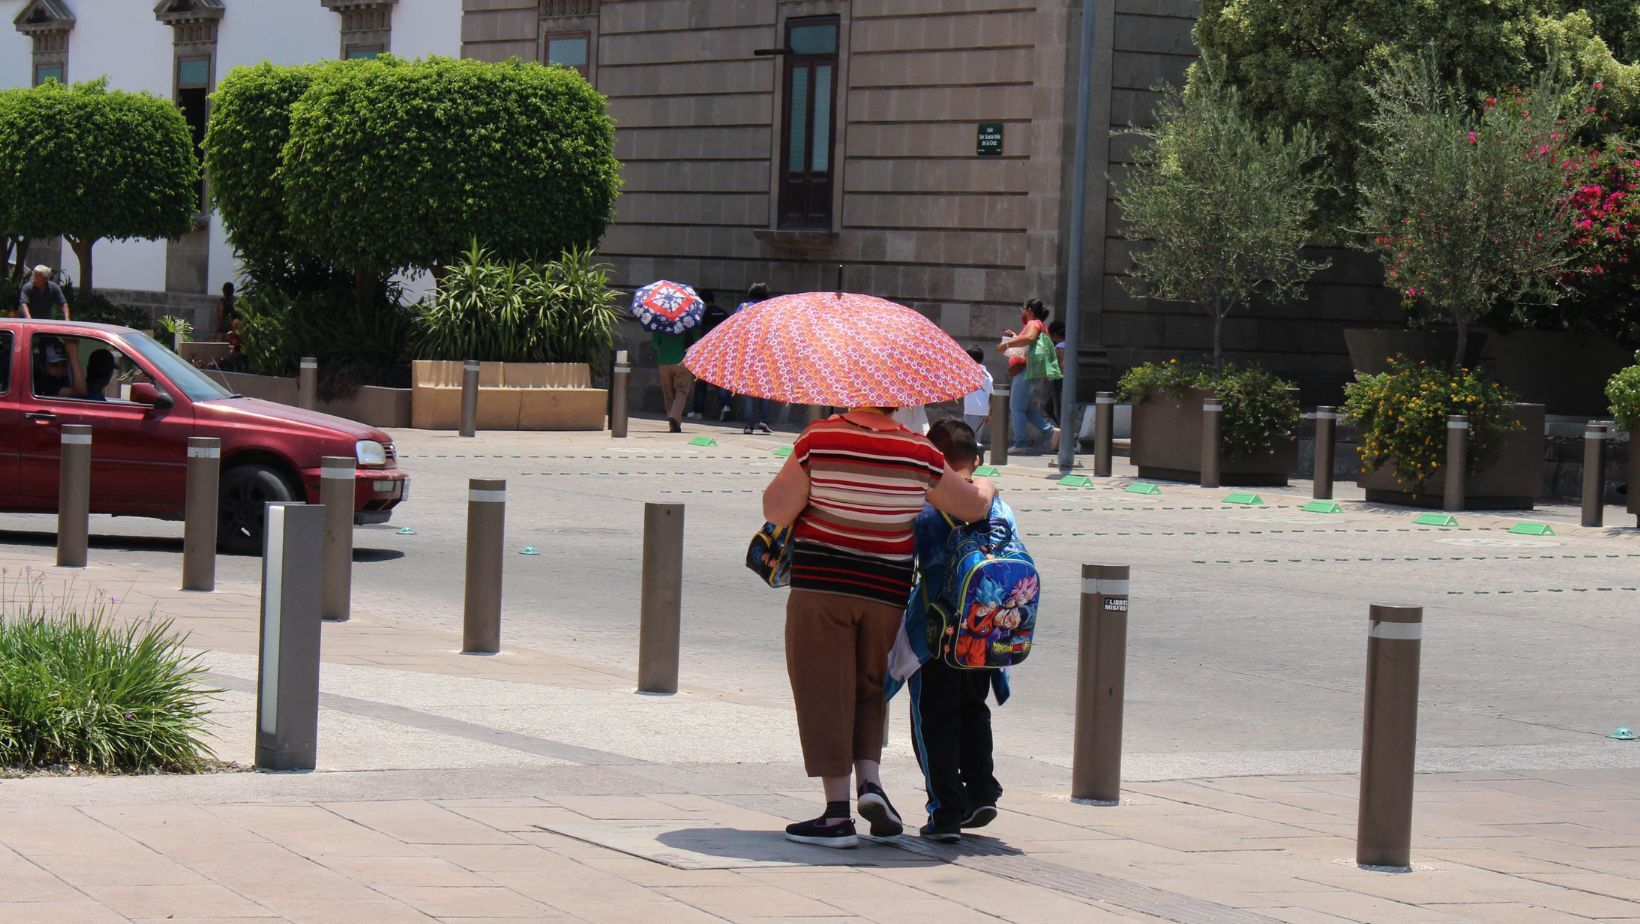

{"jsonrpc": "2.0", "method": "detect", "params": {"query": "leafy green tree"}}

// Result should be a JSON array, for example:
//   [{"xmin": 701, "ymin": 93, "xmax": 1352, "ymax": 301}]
[
  {"xmin": 1116, "ymin": 68, "xmax": 1330, "ymax": 371},
  {"xmin": 1195, "ymin": 0, "xmax": 1640, "ymax": 227},
  {"xmin": 275, "ymin": 56, "xmax": 621, "ymax": 304},
  {"xmin": 0, "ymin": 80, "xmax": 198, "ymax": 298},
  {"xmin": 1358, "ymin": 55, "xmax": 1590, "ymax": 365},
  {"xmin": 203, "ymin": 61, "xmax": 343, "ymax": 292}
]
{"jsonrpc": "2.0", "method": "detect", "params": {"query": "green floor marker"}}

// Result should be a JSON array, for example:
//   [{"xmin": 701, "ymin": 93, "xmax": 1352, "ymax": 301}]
[
  {"xmin": 1125, "ymin": 482, "xmax": 1162, "ymax": 495},
  {"xmin": 974, "ymin": 465, "xmax": 1001, "ymax": 477},
  {"xmin": 773, "ymin": 446, "xmax": 793, "ymax": 457},
  {"xmin": 520, "ymin": 546, "xmax": 540, "ymax": 556},
  {"xmin": 397, "ymin": 527, "xmax": 416, "ymax": 535},
  {"xmin": 1058, "ymin": 474, "xmax": 1094, "ymax": 488},
  {"xmin": 1414, "ymin": 513, "xmax": 1459, "ymax": 527},
  {"xmin": 1611, "ymin": 727, "xmax": 1638, "ymax": 741},
  {"xmin": 1223, "ymin": 493, "xmax": 1263, "ymax": 505},
  {"xmin": 688, "ymin": 436, "xmax": 718, "ymax": 447},
  {"xmin": 1508, "ymin": 522, "xmax": 1555, "ymax": 536},
  {"xmin": 1302, "ymin": 501, "xmax": 1343, "ymax": 514}
]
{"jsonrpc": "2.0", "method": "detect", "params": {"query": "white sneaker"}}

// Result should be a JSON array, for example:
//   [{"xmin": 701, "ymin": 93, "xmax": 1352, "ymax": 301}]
[
  {"xmin": 718, "ymin": 407, "xmax": 732, "ymax": 421},
  {"xmin": 685, "ymin": 412, "xmax": 702, "ymax": 420}
]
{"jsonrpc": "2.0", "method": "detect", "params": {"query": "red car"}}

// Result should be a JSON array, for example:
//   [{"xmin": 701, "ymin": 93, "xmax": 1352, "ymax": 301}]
[{"xmin": 0, "ymin": 318, "xmax": 408, "ymax": 554}]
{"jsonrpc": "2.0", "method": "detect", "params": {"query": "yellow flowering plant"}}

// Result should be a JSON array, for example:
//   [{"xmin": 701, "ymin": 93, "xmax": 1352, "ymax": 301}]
[{"xmin": 1343, "ymin": 357, "xmax": 1520, "ymax": 491}]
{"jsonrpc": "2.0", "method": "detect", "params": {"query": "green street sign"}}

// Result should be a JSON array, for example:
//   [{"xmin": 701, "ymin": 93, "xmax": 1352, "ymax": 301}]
[
  {"xmin": 977, "ymin": 122, "xmax": 1004, "ymax": 156},
  {"xmin": 1058, "ymin": 474, "xmax": 1094, "ymax": 488},
  {"xmin": 1414, "ymin": 513, "xmax": 1459, "ymax": 527},
  {"xmin": 773, "ymin": 446, "xmax": 792, "ymax": 457},
  {"xmin": 1125, "ymin": 482, "xmax": 1162, "ymax": 495},
  {"xmin": 1301, "ymin": 501, "xmax": 1343, "ymax": 514},
  {"xmin": 1223, "ymin": 493, "xmax": 1264, "ymax": 506},
  {"xmin": 974, "ymin": 465, "xmax": 1000, "ymax": 478},
  {"xmin": 1508, "ymin": 522, "xmax": 1554, "ymax": 536},
  {"xmin": 689, "ymin": 436, "xmax": 718, "ymax": 447}
]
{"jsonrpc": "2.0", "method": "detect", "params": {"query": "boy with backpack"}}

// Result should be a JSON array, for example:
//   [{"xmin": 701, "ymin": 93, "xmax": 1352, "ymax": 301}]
[{"xmin": 891, "ymin": 417, "xmax": 1037, "ymax": 843}]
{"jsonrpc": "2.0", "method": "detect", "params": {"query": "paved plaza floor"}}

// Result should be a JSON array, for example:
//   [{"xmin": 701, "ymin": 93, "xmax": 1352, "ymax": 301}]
[{"xmin": 0, "ymin": 417, "xmax": 1636, "ymax": 922}]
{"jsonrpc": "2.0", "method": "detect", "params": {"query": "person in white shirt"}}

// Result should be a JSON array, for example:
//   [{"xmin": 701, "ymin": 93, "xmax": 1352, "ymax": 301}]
[{"xmin": 961, "ymin": 347, "xmax": 994, "ymax": 445}]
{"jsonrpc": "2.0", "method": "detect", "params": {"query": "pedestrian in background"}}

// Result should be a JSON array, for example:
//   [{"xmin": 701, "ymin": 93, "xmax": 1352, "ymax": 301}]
[
  {"xmin": 686, "ymin": 289, "xmax": 731, "ymax": 420},
  {"xmin": 961, "ymin": 347, "xmax": 993, "ymax": 448},
  {"xmin": 996, "ymin": 300, "xmax": 1056, "ymax": 454},
  {"xmin": 740, "ymin": 282, "xmax": 773, "ymax": 434},
  {"xmin": 19, "ymin": 265, "xmax": 71, "ymax": 320},
  {"xmin": 1041, "ymin": 320, "xmax": 1067, "ymax": 427},
  {"xmin": 653, "ymin": 325, "xmax": 697, "ymax": 433}
]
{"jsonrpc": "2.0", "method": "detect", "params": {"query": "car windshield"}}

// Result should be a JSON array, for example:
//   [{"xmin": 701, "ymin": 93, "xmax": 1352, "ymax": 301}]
[{"xmin": 119, "ymin": 330, "xmax": 234, "ymax": 402}]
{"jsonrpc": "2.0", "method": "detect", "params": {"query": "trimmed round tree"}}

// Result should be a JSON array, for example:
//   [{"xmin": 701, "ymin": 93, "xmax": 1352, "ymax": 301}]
[
  {"xmin": 204, "ymin": 61, "xmax": 341, "ymax": 291},
  {"xmin": 277, "ymin": 56, "xmax": 621, "ymax": 302},
  {"xmin": 0, "ymin": 79, "xmax": 198, "ymax": 297}
]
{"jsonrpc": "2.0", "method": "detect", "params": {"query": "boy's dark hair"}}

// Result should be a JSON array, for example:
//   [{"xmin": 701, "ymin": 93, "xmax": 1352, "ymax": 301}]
[
  {"xmin": 928, "ymin": 417, "xmax": 980, "ymax": 470},
  {"xmin": 1049, "ymin": 320, "xmax": 1065, "ymax": 339},
  {"xmin": 966, "ymin": 347, "xmax": 984, "ymax": 363},
  {"xmin": 747, "ymin": 282, "xmax": 770, "ymax": 300}
]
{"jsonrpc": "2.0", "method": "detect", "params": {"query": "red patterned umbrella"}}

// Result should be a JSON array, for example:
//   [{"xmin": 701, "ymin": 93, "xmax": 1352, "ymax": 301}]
[{"xmin": 682, "ymin": 291, "xmax": 984, "ymax": 407}]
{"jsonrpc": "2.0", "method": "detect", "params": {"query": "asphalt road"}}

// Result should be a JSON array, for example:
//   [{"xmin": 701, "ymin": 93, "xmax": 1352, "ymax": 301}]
[{"xmin": 3, "ymin": 416, "xmax": 1637, "ymax": 785}]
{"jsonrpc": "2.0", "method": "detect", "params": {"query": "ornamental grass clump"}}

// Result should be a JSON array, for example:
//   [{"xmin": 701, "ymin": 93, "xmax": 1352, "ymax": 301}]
[
  {"xmin": 0, "ymin": 570, "xmax": 217, "ymax": 773},
  {"xmin": 1343, "ymin": 358, "xmax": 1521, "ymax": 492},
  {"xmin": 1118, "ymin": 359, "xmax": 1301, "ymax": 460}
]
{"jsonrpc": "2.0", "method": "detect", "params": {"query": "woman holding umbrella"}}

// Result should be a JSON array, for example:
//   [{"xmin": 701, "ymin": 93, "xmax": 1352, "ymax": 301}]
[
  {"xmin": 631, "ymin": 280, "xmax": 706, "ymax": 432},
  {"xmin": 687, "ymin": 292, "xmax": 996, "ymax": 848}
]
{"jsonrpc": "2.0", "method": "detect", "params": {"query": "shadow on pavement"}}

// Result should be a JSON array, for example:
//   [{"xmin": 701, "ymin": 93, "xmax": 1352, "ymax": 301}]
[{"xmin": 0, "ymin": 529, "xmax": 404, "ymax": 563}]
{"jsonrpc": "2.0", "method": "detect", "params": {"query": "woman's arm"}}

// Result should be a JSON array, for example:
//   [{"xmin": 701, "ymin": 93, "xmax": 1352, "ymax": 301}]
[
  {"xmin": 926, "ymin": 466, "xmax": 995, "ymax": 523},
  {"xmin": 762, "ymin": 455, "xmax": 811, "ymax": 527},
  {"xmin": 996, "ymin": 322, "xmax": 1043, "ymax": 352}
]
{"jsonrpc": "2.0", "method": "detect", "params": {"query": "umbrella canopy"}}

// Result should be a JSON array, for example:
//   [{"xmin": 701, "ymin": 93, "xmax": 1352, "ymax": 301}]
[
  {"xmin": 683, "ymin": 291, "xmax": 985, "ymax": 407},
  {"xmin": 630, "ymin": 280, "xmax": 704, "ymax": 335}
]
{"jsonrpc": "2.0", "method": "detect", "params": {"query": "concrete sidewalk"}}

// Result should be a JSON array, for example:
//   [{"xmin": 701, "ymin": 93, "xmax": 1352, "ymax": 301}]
[{"xmin": 1, "ymin": 420, "xmax": 1637, "ymax": 922}]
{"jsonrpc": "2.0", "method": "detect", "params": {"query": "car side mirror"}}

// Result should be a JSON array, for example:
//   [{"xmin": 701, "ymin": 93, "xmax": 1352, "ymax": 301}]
[{"xmin": 131, "ymin": 382, "xmax": 174, "ymax": 410}]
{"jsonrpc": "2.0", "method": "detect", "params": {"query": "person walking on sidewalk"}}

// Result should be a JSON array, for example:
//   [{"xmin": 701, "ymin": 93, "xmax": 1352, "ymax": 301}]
[
  {"xmin": 761, "ymin": 407, "xmax": 995, "ymax": 848},
  {"xmin": 739, "ymin": 283, "xmax": 773, "ymax": 433},
  {"xmin": 995, "ymin": 300, "xmax": 1057, "ymax": 454},
  {"xmin": 653, "ymin": 326, "xmax": 697, "ymax": 433},
  {"xmin": 961, "ymin": 347, "xmax": 993, "ymax": 449},
  {"xmin": 18, "ymin": 265, "xmax": 71, "ymax": 320},
  {"xmin": 686, "ymin": 289, "xmax": 731, "ymax": 421}
]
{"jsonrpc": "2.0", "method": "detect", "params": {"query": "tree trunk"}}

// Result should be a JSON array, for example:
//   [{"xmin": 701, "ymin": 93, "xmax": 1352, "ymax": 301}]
[
  {"xmin": 66, "ymin": 236, "xmax": 96, "ymax": 301},
  {"xmin": 1454, "ymin": 318, "xmax": 1468, "ymax": 369},
  {"xmin": 1211, "ymin": 309, "xmax": 1225, "ymax": 374},
  {"xmin": 12, "ymin": 238, "xmax": 31, "ymax": 286},
  {"xmin": 353, "ymin": 265, "xmax": 376, "ymax": 310}
]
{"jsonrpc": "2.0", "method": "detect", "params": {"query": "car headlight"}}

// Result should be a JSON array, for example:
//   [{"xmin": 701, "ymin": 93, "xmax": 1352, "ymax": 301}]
[{"xmin": 355, "ymin": 440, "xmax": 387, "ymax": 466}]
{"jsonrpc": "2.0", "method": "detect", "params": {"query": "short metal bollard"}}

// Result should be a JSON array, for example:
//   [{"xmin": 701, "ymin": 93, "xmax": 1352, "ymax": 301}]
[
  {"xmin": 610, "ymin": 350, "xmax": 630, "ymax": 439},
  {"xmin": 462, "ymin": 479, "xmax": 507, "ymax": 654},
  {"xmin": 990, "ymin": 387, "xmax": 1011, "ymax": 466},
  {"xmin": 1443, "ymin": 415, "xmax": 1468, "ymax": 513},
  {"xmin": 297, "ymin": 357, "xmax": 317, "ymax": 410},
  {"xmin": 1072, "ymin": 564, "xmax": 1129, "ymax": 804},
  {"xmin": 57, "ymin": 424, "xmax": 92, "ymax": 568},
  {"xmin": 1357, "ymin": 603, "xmax": 1423, "ymax": 869},
  {"xmin": 1583, "ymin": 422, "xmax": 1609, "ymax": 528},
  {"xmin": 320, "ymin": 457, "xmax": 355, "ymax": 622},
  {"xmin": 182, "ymin": 437, "xmax": 221, "ymax": 591},
  {"xmin": 459, "ymin": 361, "xmax": 480, "ymax": 438},
  {"xmin": 1093, "ymin": 391, "xmax": 1114, "ymax": 478},
  {"xmin": 256, "ymin": 503, "xmax": 324, "ymax": 771},
  {"xmin": 1200, "ymin": 394, "xmax": 1222, "ymax": 489},
  {"xmin": 638, "ymin": 502, "xmax": 685, "ymax": 694},
  {"xmin": 1314, "ymin": 406, "xmax": 1337, "ymax": 500}
]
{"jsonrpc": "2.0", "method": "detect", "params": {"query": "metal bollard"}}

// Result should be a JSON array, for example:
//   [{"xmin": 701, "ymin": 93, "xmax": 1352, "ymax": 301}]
[
  {"xmin": 255, "ymin": 503, "xmax": 324, "ymax": 772},
  {"xmin": 610, "ymin": 350, "xmax": 630, "ymax": 439},
  {"xmin": 320, "ymin": 457, "xmax": 355, "ymax": 622},
  {"xmin": 1443, "ymin": 415, "xmax": 1468, "ymax": 513},
  {"xmin": 1314, "ymin": 406, "xmax": 1337, "ymax": 500},
  {"xmin": 57, "ymin": 424, "xmax": 92, "ymax": 568},
  {"xmin": 1072, "ymin": 564, "xmax": 1129, "ymax": 804},
  {"xmin": 1357, "ymin": 603, "xmax": 1423, "ymax": 869},
  {"xmin": 1583, "ymin": 422, "xmax": 1609, "ymax": 528},
  {"xmin": 637, "ymin": 502, "xmax": 685, "ymax": 694},
  {"xmin": 1200, "ymin": 394, "xmax": 1222, "ymax": 489},
  {"xmin": 1093, "ymin": 391, "xmax": 1114, "ymax": 478},
  {"xmin": 182, "ymin": 437, "xmax": 221, "ymax": 591},
  {"xmin": 459, "ymin": 361, "xmax": 480, "ymax": 438},
  {"xmin": 462, "ymin": 478, "xmax": 507, "ymax": 654},
  {"xmin": 297, "ymin": 357, "xmax": 317, "ymax": 410},
  {"xmin": 990, "ymin": 386, "xmax": 1011, "ymax": 466}
]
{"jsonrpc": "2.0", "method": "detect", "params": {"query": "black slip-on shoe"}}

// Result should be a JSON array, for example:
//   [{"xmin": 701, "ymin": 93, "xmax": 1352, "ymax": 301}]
[
  {"xmin": 857, "ymin": 782, "xmax": 904, "ymax": 838},
  {"xmin": 960, "ymin": 804, "xmax": 998, "ymax": 829},
  {"xmin": 919, "ymin": 819, "xmax": 961, "ymax": 844},
  {"xmin": 784, "ymin": 816, "xmax": 858, "ymax": 849}
]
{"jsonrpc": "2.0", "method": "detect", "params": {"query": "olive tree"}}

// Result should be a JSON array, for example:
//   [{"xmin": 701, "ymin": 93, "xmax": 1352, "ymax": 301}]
[
  {"xmin": 0, "ymin": 79, "xmax": 198, "ymax": 297},
  {"xmin": 275, "ymin": 56, "xmax": 621, "ymax": 304},
  {"xmin": 1117, "ymin": 68, "xmax": 1330, "ymax": 371}
]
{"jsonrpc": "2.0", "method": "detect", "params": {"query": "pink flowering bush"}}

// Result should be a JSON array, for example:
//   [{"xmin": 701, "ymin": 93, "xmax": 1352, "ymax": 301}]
[{"xmin": 1556, "ymin": 147, "xmax": 1640, "ymax": 343}]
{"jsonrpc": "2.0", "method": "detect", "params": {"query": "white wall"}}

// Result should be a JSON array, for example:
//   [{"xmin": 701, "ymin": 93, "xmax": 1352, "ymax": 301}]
[
  {"xmin": 393, "ymin": 0, "xmax": 462, "ymax": 59},
  {"xmin": 0, "ymin": 4, "xmax": 30, "ymax": 89}
]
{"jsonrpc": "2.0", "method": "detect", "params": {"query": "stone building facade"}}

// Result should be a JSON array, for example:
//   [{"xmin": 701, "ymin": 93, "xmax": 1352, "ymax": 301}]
[{"xmin": 464, "ymin": 0, "xmax": 1401, "ymax": 403}]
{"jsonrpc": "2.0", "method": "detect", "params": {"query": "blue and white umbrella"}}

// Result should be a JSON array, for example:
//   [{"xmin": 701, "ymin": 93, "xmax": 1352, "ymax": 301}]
[{"xmin": 630, "ymin": 280, "xmax": 705, "ymax": 335}]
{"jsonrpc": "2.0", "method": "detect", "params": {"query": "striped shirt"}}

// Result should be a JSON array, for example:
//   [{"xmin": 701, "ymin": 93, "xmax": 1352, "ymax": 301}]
[{"xmin": 791, "ymin": 413, "xmax": 947, "ymax": 606}]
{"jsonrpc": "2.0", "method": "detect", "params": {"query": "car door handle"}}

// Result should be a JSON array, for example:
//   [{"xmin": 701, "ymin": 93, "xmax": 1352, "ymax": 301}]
[{"xmin": 25, "ymin": 412, "xmax": 57, "ymax": 423}]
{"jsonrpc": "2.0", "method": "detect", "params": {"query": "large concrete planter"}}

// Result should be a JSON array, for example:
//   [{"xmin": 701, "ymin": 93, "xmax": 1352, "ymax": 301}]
[
  {"xmin": 217, "ymin": 371, "xmax": 411, "ymax": 428},
  {"xmin": 1130, "ymin": 387, "xmax": 1297, "ymax": 486},
  {"xmin": 1357, "ymin": 403, "xmax": 1545, "ymax": 510},
  {"xmin": 410, "ymin": 360, "xmax": 606, "ymax": 430}
]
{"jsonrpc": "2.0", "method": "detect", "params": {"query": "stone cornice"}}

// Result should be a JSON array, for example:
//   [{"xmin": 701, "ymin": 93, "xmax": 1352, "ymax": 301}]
[
  {"xmin": 319, "ymin": 0, "xmax": 399, "ymax": 11},
  {"xmin": 153, "ymin": 0, "xmax": 225, "ymax": 26},
  {"xmin": 14, "ymin": 0, "xmax": 75, "ymax": 35}
]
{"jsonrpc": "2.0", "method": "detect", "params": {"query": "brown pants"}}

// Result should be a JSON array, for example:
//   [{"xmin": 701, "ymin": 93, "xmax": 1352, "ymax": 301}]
[
  {"xmin": 658, "ymin": 363, "xmax": 694, "ymax": 422},
  {"xmin": 785, "ymin": 589, "xmax": 902, "ymax": 778}
]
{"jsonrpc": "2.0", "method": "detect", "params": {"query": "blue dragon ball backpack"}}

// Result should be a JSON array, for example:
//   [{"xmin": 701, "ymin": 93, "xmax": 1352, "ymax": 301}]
[{"xmin": 929, "ymin": 510, "xmax": 1039, "ymax": 670}]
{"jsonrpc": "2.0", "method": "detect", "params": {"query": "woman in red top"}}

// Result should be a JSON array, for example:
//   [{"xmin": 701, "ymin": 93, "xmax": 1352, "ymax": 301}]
[
  {"xmin": 996, "ymin": 299, "xmax": 1057, "ymax": 453},
  {"xmin": 763, "ymin": 408, "xmax": 994, "ymax": 848}
]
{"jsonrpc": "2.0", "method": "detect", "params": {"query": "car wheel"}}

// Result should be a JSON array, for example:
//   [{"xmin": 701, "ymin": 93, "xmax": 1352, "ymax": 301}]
[{"xmin": 218, "ymin": 464, "xmax": 299, "ymax": 555}]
